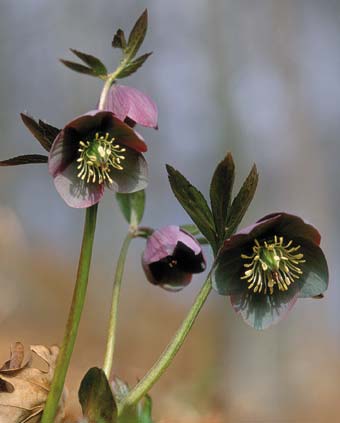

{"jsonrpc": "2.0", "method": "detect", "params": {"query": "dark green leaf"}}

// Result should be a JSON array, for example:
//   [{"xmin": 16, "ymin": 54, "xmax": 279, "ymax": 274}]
[
  {"xmin": 209, "ymin": 153, "xmax": 235, "ymax": 241},
  {"xmin": 125, "ymin": 9, "xmax": 148, "ymax": 60},
  {"xmin": 70, "ymin": 49, "xmax": 107, "ymax": 76},
  {"xmin": 116, "ymin": 53, "xmax": 152, "ymax": 79},
  {"xmin": 0, "ymin": 154, "xmax": 48, "ymax": 166},
  {"xmin": 78, "ymin": 367, "xmax": 117, "ymax": 423},
  {"xmin": 21, "ymin": 113, "xmax": 59, "ymax": 152},
  {"xmin": 137, "ymin": 394, "xmax": 153, "ymax": 423},
  {"xmin": 60, "ymin": 59, "xmax": 99, "ymax": 77},
  {"xmin": 116, "ymin": 190, "xmax": 145, "ymax": 226},
  {"xmin": 226, "ymin": 164, "xmax": 258, "ymax": 237},
  {"xmin": 166, "ymin": 164, "xmax": 217, "ymax": 251},
  {"xmin": 112, "ymin": 29, "xmax": 127, "ymax": 49}
]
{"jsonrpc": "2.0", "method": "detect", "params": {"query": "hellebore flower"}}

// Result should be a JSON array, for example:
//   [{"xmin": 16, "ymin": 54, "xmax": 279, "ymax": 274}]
[
  {"xmin": 212, "ymin": 213, "xmax": 329, "ymax": 330},
  {"xmin": 142, "ymin": 225, "xmax": 206, "ymax": 291},
  {"xmin": 48, "ymin": 110, "xmax": 148, "ymax": 208},
  {"xmin": 102, "ymin": 84, "xmax": 158, "ymax": 129}
]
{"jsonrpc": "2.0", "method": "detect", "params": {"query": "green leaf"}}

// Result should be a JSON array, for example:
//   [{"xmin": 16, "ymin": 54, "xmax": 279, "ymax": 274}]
[
  {"xmin": 209, "ymin": 153, "xmax": 235, "ymax": 241},
  {"xmin": 0, "ymin": 154, "xmax": 48, "ymax": 166},
  {"xmin": 21, "ymin": 113, "xmax": 60, "ymax": 152},
  {"xmin": 60, "ymin": 59, "xmax": 99, "ymax": 77},
  {"xmin": 116, "ymin": 190, "xmax": 145, "ymax": 226},
  {"xmin": 112, "ymin": 29, "xmax": 127, "ymax": 49},
  {"xmin": 180, "ymin": 224, "xmax": 200, "ymax": 236},
  {"xmin": 166, "ymin": 164, "xmax": 217, "ymax": 251},
  {"xmin": 226, "ymin": 164, "xmax": 258, "ymax": 237},
  {"xmin": 125, "ymin": 9, "xmax": 148, "ymax": 61},
  {"xmin": 78, "ymin": 367, "xmax": 117, "ymax": 423},
  {"xmin": 137, "ymin": 394, "xmax": 153, "ymax": 423},
  {"xmin": 70, "ymin": 49, "xmax": 107, "ymax": 76},
  {"xmin": 116, "ymin": 52, "xmax": 152, "ymax": 79}
]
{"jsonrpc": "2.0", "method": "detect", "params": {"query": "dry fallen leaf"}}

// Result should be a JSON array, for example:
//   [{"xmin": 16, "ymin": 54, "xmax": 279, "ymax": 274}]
[{"xmin": 0, "ymin": 342, "xmax": 66, "ymax": 422}]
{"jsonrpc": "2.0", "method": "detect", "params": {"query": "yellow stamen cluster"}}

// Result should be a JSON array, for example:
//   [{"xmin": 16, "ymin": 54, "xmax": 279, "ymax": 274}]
[
  {"xmin": 241, "ymin": 235, "xmax": 305, "ymax": 295},
  {"xmin": 77, "ymin": 133, "xmax": 126, "ymax": 184}
]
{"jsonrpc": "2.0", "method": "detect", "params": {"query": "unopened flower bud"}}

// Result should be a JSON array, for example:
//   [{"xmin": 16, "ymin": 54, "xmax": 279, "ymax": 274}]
[{"xmin": 142, "ymin": 225, "xmax": 206, "ymax": 291}]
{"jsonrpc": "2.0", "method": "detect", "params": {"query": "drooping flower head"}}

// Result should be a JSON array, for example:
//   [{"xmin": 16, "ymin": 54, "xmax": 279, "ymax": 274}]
[
  {"xmin": 212, "ymin": 213, "xmax": 328, "ymax": 329},
  {"xmin": 142, "ymin": 225, "xmax": 206, "ymax": 291},
  {"xmin": 48, "ymin": 111, "xmax": 148, "ymax": 208}
]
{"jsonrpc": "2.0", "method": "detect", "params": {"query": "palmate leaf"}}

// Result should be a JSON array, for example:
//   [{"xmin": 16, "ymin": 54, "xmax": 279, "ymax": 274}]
[
  {"xmin": 166, "ymin": 165, "xmax": 217, "ymax": 251},
  {"xmin": 226, "ymin": 164, "xmax": 258, "ymax": 236},
  {"xmin": 112, "ymin": 29, "xmax": 127, "ymax": 49},
  {"xmin": 124, "ymin": 9, "xmax": 148, "ymax": 61},
  {"xmin": 60, "ymin": 59, "xmax": 100, "ymax": 77},
  {"xmin": 79, "ymin": 367, "xmax": 117, "ymax": 423},
  {"xmin": 209, "ymin": 153, "xmax": 235, "ymax": 242},
  {"xmin": 70, "ymin": 49, "xmax": 107, "ymax": 76},
  {"xmin": 21, "ymin": 113, "xmax": 60, "ymax": 152},
  {"xmin": 0, "ymin": 154, "xmax": 48, "ymax": 166},
  {"xmin": 116, "ymin": 53, "xmax": 152, "ymax": 79}
]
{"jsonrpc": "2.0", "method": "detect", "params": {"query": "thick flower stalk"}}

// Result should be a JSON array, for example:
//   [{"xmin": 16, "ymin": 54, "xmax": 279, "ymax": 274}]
[{"xmin": 212, "ymin": 212, "xmax": 329, "ymax": 329}]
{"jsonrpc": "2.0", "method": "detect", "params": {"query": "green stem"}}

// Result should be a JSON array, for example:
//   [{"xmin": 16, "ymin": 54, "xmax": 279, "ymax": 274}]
[
  {"xmin": 118, "ymin": 275, "xmax": 212, "ymax": 414},
  {"xmin": 41, "ymin": 204, "xmax": 98, "ymax": 423},
  {"xmin": 98, "ymin": 65, "xmax": 125, "ymax": 110},
  {"xmin": 103, "ymin": 232, "xmax": 133, "ymax": 378}
]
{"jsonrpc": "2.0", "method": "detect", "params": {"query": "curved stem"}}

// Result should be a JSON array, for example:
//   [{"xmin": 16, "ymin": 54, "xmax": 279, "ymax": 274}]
[
  {"xmin": 98, "ymin": 75, "xmax": 114, "ymax": 111},
  {"xmin": 41, "ymin": 204, "xmax": 98, "ymax": 423},
  {"xmin": 103, "ymin": 232, "xmax": 133, "ymax": 378},
  {"xmin": 98, "ymin": 66, "xmax": 124, "ymax": 110},
  {"xmin": 118, "ymin": 275, "xmax": 212, "ymax": 414}
]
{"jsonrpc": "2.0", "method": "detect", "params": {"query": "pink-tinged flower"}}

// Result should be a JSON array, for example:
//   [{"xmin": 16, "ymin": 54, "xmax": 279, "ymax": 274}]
[
  {"xmin": 142, "ymin": 226, "xmax": 206, "ymax": 291},
  {"xmin": 103, "ymin": 84, "xmax": 158, "ymax": 129},
  {"xmin": 212, "ymin": 213, "xmax": 329, "ymax": 330},
  {"xmin": 48, "ymin": 111, "xmax": 148, "ymax": 208}
]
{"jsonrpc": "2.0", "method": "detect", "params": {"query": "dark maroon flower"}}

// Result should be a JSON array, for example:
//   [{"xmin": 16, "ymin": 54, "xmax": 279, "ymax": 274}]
[
  {"xmin": 142, "ymin": 225, "xmax": 206, "ymax": 291},
  {"xmin": 212, "ymin": 213, "xmax": 329, "ymax": 330},
  {"xmin": 48, "ymin": 111, "xmax": 148, "ymax": 208},
  {"xmin": 102, "ymin": 84, "xmax": 158, "ymax": 129}
]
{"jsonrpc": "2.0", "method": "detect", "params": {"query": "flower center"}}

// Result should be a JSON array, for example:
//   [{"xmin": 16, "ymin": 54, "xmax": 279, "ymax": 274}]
[
  {"xmin": 240, "ymin": 236, "xmax": 305, "ymax": 295},
  {"xmin": 77, "ymin": 132, "xmax": 126, "ymax": 184}
]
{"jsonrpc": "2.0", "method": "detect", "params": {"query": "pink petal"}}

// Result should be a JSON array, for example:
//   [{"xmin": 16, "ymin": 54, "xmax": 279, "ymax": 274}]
[{"xmin": 105, "ymin": 85, "xmax": 158, "ymax": 128}]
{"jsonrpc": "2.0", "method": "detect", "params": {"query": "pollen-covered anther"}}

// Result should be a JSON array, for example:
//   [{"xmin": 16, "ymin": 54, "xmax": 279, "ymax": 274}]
[
  {"xmin": 76, "ymin": 132, "xmax": 126, "ymax": 184},
  {"xmin": 240, "ymin": 235, "xmax": 306, "ymax": 295}
]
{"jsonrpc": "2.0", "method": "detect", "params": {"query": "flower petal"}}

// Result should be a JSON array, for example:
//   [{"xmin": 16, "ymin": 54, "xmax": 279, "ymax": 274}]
[
  {"xmin": 230, "ymin": 289, "xmax": 299, "ymax": 330},
  {"xmin": 101, "ymin": 113, "xmax": 147, "ymax": 153},
  {"xmin": 212, "ymin": 248, "xmax": 245, "ymax": 295},
  {"xmin": 143, "ymin": 257, "xmax": 193, "ymax": 292},
  {"xmin": 53, "ymin": 161, "xmax": 104, "ymax": 208},
  {"xmin": 298, "ymin": 238, "xmax": 329, "ymax": 297},
  {"xmin": 108, "ymin": 149, "xmax": 148, "ymax": 194},
  {"xmin": 257, "ymin": 212, "xmax": 321, "ymax": 245},
  {"xmin": 105, "ymin": 85, "xmax": 158, "ymax": 128},
  {"xmin": 48, "ymin": 127, "xmax": 79, "ymax": 177}
]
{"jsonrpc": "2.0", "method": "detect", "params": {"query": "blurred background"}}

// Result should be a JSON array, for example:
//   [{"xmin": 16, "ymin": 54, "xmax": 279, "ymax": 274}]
[{"xmin": 0, "ymin": 0, "xmax": 339, "ymax": 421}]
